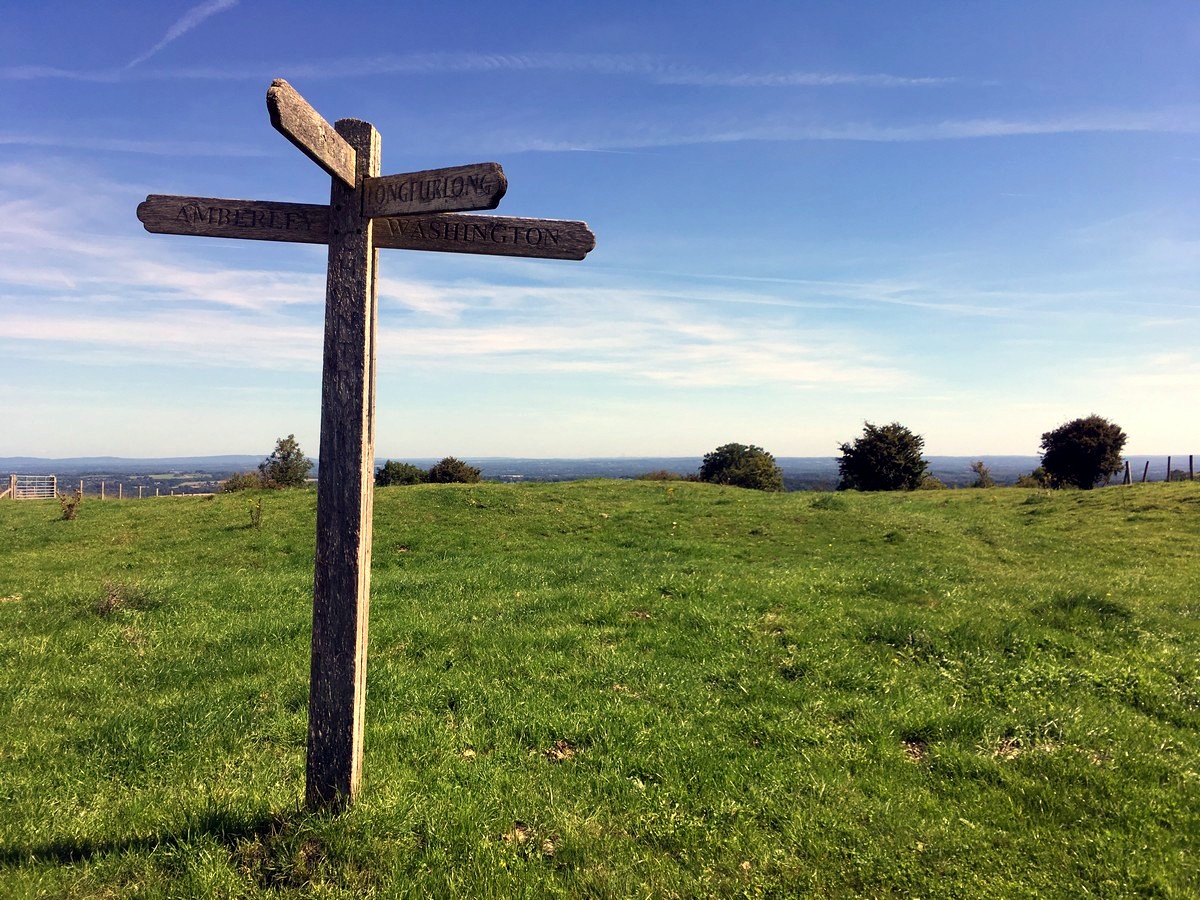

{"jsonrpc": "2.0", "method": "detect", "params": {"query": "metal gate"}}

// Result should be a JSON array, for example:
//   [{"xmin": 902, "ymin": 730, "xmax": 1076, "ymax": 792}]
[{"xmin": 11, "ymin": 475, "xmax": 57, "ymax": 500}]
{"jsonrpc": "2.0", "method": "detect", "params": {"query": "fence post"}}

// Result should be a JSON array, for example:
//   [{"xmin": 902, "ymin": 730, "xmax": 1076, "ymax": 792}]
[
  {"xmin": 1191, "ymin": 455, "xmax": 1194, "ymax": 481},
  {"xmin": 1141, "ymin": 461, "xmax": 1150, "ymax": 483},
  {"xmin": 1123, "ymin": 460, "xmax": 1131, "ymax": 485},
  {"xmin": 79, "ymin": 479, "xmax": 84, "ymax": 496},
  {"xmin": 118, "ymin": 483, "xmax": 123, "ymax": 500},
  {"xmin": 139, "ymin": 486, "xmax": 144, "ymax": 499},
  {"xmin": 1167, "ymin": 456, "xmax": 1172, "ymax": 483}
]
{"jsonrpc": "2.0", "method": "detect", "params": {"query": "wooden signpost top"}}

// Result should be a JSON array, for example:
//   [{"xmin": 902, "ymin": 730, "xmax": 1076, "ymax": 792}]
[
  {"xmin": 136, "ymin": 79, "xmax": 594, "ymax": 812},
  {"xmin": 267, "ymin": 79, "xmax": 357, "ymax": 188}
]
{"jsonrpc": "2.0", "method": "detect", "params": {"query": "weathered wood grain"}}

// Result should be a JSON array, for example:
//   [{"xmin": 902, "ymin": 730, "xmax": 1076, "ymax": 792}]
[
  {"xmin": 306, "ymin": 118, "xmax": 380, "ymax": 811},
  {"xmin": 374, "ymin": 213, "xmax": 596, "ymax": 260},
  {"xmin": 267, "ymin": 79, "xmax": 357, "ymax": 189},
  {"xmin": 136, "ymin": 195, "xmax": 329, "ymax": 243},
  {"xmin": 362, "ymin": 162, "xmax": 506, "ymax": 218}
]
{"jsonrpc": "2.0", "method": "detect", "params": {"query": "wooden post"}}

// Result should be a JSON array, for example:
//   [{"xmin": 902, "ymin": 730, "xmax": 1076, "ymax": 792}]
[
  {"xmin": 1123, "ymin": 460, "xmax": 1131, "ymax": 485},
  {"xmin": 1190, "ymin": 455, "xmax": 1194, "ymax": 481},
  {"xmin": 1167, "ymin": 456, "xmax": 1172, "ymax": 482},
  {"xmin": 307, "ymin": 118, "xmax": 381, "ymax": 811},
  {"xmin": 118, "ymin": 483, "xmax": 123, "ymax": 501},
  {"xmin": 1141, "ymin": 461, "xmax": 1150, "ymax": 483},
  {"xmin": 79, "ymin": 479, "xmax": 84, "ymax": 496},
  {"xmin": 139, "ymin": 486, "xmax": 144, "ymax": 499},
  {"xmin": 101, "ymin": 481, "xmax": 105, "ymax": 501},
  {"xmin": 156, "ymin": 487, "xmax": 160, "ymax": 497}
]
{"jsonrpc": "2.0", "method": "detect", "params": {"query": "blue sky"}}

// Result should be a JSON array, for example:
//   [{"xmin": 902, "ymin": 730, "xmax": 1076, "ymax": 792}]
[{"xmin": 2, "ymin": 1, "xmax": 1197, "ymax": 459}]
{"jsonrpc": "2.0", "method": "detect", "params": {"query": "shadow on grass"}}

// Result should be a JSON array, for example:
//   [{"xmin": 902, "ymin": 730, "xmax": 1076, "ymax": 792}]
[{"xmin": 0, "ymin": 804, "xmax": 314, "ymax": 870}]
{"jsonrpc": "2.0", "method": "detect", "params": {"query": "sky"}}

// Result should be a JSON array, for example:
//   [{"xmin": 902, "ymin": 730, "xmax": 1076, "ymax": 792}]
[{"xmin": 1, "ymin": 1, "xmax": 1198, "ymax": 460}]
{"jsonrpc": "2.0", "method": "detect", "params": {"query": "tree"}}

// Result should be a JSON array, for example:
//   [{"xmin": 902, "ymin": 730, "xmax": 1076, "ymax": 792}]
[
  {"xmin": 1039, "ymin": 415, "xmax": 1127, "ymax": 489},
  {"xmin": 698, "ymin": 443, "xmax": 784, "ymax": 491},
  {"xmin": 426, "ymin": 456, "xmax": 482, "ymax": 484},
  {"xmin": 970, "ymin": 460, "xmax": 995, "ymax": 488},
  {"xmin": 837, "ymin": 422, "xmax": 928, "ymax": 491},
  {"xmin": 258, "ymin": 434, "xmax": 313, "ymax": 488},
  {"xmin": 376, "ymin": 460, "xmax": 427, "ymax": 486}
]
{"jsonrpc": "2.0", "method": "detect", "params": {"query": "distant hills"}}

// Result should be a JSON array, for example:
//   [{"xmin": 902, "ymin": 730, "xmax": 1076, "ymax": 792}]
[{"xmin": 3, "ymin": 454, "xmax": 1189, "ymax": 489}]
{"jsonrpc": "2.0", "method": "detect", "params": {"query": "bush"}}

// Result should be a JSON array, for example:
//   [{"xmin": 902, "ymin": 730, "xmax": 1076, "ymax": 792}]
[
  {"xmin": 635, "ymin": 470, "xmax": 688, "ymax": 482},
  {"xmin": 698, "ymin": 443, "xmax": 784, "ymax": 491},
  {"xmin": 427, "ymin": 457, "xmax": 482, "ymax": 484},
  {"xmin": 917, "ymin": 475, "xmax": 947, "ymax": 490},
  {"xmin": 1039, "ymin": 415, "xmax": 1127, "ymax": 489},
  {"xmin": 1015, "ymin": 467, "xmax": 1052, "ymax": 489},
  {"xmin": 58, "ymin": 490, "xmax": 82, "ymax": 520},
  {"xmin": 222, "ymin": 471, "xmax": 263, "ymax": 493},
  {"xmin": 376, "ymin": 461, "xmax": 428, "ymax": 486},
  {"xmin": 258, "ymin": 434, "xmax": 313, "ymax": 489},
  {"xmin": 837, "ymin": 422, "xmax": 928, "ymax": 491}
]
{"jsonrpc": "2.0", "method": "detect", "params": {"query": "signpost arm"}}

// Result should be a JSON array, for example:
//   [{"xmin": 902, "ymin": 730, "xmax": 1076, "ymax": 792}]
[{"xmin": 307, "ymin": 117, "xmax": 381, "ymax": 810}]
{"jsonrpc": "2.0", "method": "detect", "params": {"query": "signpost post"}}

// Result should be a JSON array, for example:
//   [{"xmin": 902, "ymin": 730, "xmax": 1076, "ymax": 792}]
[{"xmin": 136, "ymin": 79, "xmax": 595, "ymax": 810}]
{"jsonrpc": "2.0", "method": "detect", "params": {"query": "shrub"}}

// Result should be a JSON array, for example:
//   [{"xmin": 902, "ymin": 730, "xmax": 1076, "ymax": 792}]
[
  {"xmin": 1039, "ymin": 415, "xmax": 1127, "ymax": 489},
  {"xmin": 635, "ymin": 470, "xmax": 687, "ymax": 482},
  {"xmin": 259, "ymin": 434, "xmax": 313, "ymax": 489},
  {"xmin": 222, "ymin": 471, "xmax": 263, "ymax": 493},
  {"xmin": 376, "ymin": 461, "xmax": 428, "ymax": 486},
  {"xmin": 427, "ymin": 457, "xmax": 482, "ymax": 484},
  {"xmin": 698, "ymin": 443, "xmax": 784, "ymax": 492},
  {"xmin": 837, "ymin": 422, "xmax": 928, "ymax": 491},
  {"xmin": 918, "ymin": 475, "xmax": 947, "ymax": 490},
  {"xmin": 1015, "ymin": 467, "xmax": 1052, "ymax": 489},
  {"xmin": 58, "ymin": 490, "xmax": 82, "ymax": 521}
]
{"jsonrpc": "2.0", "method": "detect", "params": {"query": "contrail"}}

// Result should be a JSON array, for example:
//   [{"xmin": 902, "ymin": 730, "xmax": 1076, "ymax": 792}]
[{"xmin": 127, "ymin": 0, "xmax": 238, "ymax": 68}]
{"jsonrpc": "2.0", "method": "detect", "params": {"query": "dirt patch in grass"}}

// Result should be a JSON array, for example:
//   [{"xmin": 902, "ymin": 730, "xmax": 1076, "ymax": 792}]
[{"xmin": 543, "ymin": 739, "xmax": 577, "ymax": 763}]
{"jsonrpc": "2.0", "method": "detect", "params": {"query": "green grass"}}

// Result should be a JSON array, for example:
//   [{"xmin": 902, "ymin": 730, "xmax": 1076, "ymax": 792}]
[{"xmin": 1, "ymin": 481, "xmax": 1197, "ymax": 898}]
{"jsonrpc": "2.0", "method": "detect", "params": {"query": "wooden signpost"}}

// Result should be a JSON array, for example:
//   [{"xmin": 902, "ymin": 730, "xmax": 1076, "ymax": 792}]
[{"xmin": 137, "ymin": 79, "xmax": 595, "ymax": 810}]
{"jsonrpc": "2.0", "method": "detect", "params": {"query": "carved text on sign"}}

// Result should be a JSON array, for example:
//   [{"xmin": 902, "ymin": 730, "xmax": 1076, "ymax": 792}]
[
  {"xmin": 373, "ymin": 213, "xmax": 595, "ymax": 260},
  {"xmin": 381, "ymin": 216, "xmax": 559, "ymax": 247},
  {"xmin": 176, "ymin": 203, "xmax": 317, "ymax": 233},
  {"xmin": 368, "ymin": 173, "xmax": 497, "ymax": 207},
  {"xmin": 361, "ymin": 162, "xmax": 507, "ymax": 218}
]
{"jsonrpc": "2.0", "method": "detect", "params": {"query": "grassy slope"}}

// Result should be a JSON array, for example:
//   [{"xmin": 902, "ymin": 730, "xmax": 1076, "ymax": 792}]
[{"xmin": 0, "ymin": 482, "xmax": 1197, "ymax": 898}]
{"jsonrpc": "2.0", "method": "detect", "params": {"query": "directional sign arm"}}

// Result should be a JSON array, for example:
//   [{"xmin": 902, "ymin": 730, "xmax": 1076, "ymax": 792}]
[
  {"xmin": 267, "ymin": 79, "xmax": 357, "ymax": 188},
  {"xmin": 136, "ymin": 195, "xmax": 330, "ymax": 244},
  {"xmin": 362, "ymin": 162, "xmax": 507, "ymax": 218},
  {"xmin": 374, "ymin": 213, "xmax": 595, "ymax": 260}
]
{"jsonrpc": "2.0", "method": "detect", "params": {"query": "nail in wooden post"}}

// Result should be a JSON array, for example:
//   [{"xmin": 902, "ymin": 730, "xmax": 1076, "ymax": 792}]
[{"xmin": 306, "ymin": 118, "xmax": 380, "ymax": 811}]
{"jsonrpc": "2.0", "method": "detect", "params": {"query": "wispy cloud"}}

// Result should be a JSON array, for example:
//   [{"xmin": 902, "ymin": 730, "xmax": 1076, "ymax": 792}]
[
  {"xmin": 656, "ymin": 70, "xmax": 958, "ymax": 88},
  {"xmin": 0, "ymin": 162, "xmax": 907, "ymax": 391},
  {"xmin": 126, "ymin": 0, "xmax": 239, "ymax": 68},
  {"xmin": 0, "ymin": 133, "xmax": 269, "ymax": 157},
  {"xmin": 489, "ymin": 107, "xmax": 1200, "ymax": 153},
  {"xmin": 4, "ymin": 48, "xmax": 953, "ymax": 93}
]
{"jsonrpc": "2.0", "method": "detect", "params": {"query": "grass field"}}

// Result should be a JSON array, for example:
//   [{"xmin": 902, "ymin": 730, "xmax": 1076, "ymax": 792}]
[{"xmin": 1, "ymin": 481, "xmax": 1197, "ymax": 898}]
